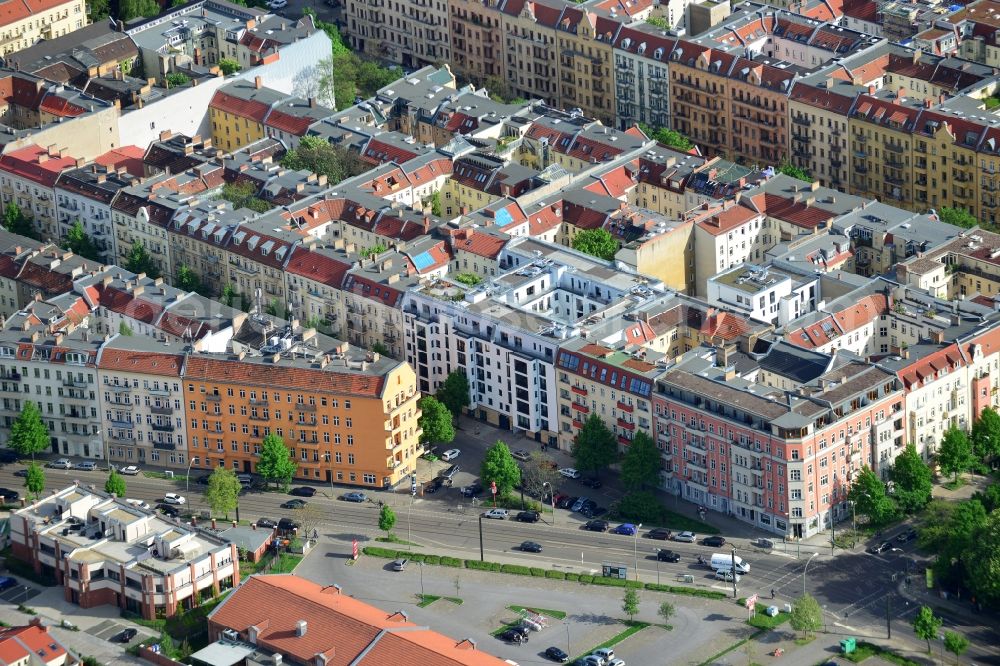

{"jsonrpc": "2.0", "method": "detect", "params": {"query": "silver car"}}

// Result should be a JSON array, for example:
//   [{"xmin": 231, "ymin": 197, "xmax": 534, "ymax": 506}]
[
  {"xmin": 673, "ymin": 531, "xmax": 697, "ymax": 542},
  {"xmin": 48, "ymin": 458, "xmax": 72, "ymax": 469},
  {"xmin": 391, "ymin": 558, "xmax": 408, "ymax": 571}
]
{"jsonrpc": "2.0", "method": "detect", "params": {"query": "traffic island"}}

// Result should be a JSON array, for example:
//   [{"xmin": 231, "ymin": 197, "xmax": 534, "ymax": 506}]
[
  {"xmin": 571, "ymin": 621, "xmax": 650, "ymax": 663},
  {"xmin": 417, "ymin": 594, "xmax": 463, "ymax": 608}
]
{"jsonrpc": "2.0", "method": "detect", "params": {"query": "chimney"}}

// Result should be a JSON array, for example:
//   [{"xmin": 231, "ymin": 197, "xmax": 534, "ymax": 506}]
[
  {"xmin": 932, "ymin": 330, "xmax": 944, "ymax": 344},
  {"xmin": 423, "ymin": 214, "xmax": 431, "ymax": 232},
  {"xmin": 309, "ymin": 97, "xmax": 317, "ymax": 108},
  {"xmin": 868, "ymin": 84, "xmax": 876, "ymax": 95},
  {"xmin": 924, "ymin": 98, "xmax": 932, "ymax": 109},
  {"xmin": 159, "ymin": 130, "xmax": 171, "ymax": 142},
  {"xmin": 897, "ymin": 86, "xmax": 906, "ymax": 100},
  {"xmin": 255, "ymin": 76, "xmax": 263, "ymax": 90},
  {"xmin": 296, "ymin": 621, "xmax": 307, "ymax": 637}
]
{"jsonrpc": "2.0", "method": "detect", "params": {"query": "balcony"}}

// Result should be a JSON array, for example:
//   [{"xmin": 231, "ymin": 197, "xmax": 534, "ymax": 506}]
[
  {"xmin": 151, "ymin": 423, "xmax": 174, "ymax": 432},
  {"xmin": 249, "ymin": 398, "xmax": 269, "ymax": 406},
  {"xmin": 617, "ymin": 418, "xmax": 635, "ymax": 431},
  {"xmin": 883, "ymin": 141, "xmax": 904, "ymax": 154},
  {"xmin": 108, "ymin": 383, "xmax": 132, "ymax": 392},
  {"xmin": 571, "ymin": 385, "xmax": 587, "ymax": 396},
  {"xmin": 206, "ymin": 394, "xmax": 222, "ymax": 402},
  {"xmin": 249, "ymin": 414, "xmax": 269, "ymax": 421},
  {"xmin": 150, "ymin": 405, "xmax": 172, "ymax": 415},
  {"xmin": 571, "ymin": 402, "xmax": 589, "ymax": 414},
  {"xmin": 572, "ymin": 419, "xmax": 584, "ymax": 429},
  {"xmin": 792, "ymin": 115, "xmax": 811, "ymax": 125},
  {"xmin": 153, "ymin": 442, "xmax": 176, "ymax": 451},
  {"xmin": 617, "ymin": 435, "xmax": 632, "ymax": 446},
  {"xmin": 617, "ymin": 401, "xmax": 633, "ymax": 413},
  {"xmin": 148, "ymin": 387, "xmax": 170, "ymax": 397},
  {"xmin": 294, "ymin": 403, "xmax": 317, "ymax": 412},
  {"xmin": 110, "ymin": 419, "xmax": 134, "ymax": 429},
  {"xmin": 63, "ymin": 378, "xmax": 88, "ymax": 388}
]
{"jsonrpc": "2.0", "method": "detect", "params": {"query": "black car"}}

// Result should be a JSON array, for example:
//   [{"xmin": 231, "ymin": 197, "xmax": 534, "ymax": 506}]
[
  {"xmin": 867, "ymin": 540, "xmax": 893, "ymax": 554},
  {"xmin": 281, "ymin": 499, "xmax": 307, "ymax": 509},
  {"xmin": 498, "ymin": 629, "xmax": 528, "ymax": 644},
  {"xmin": 0, "ymin": 488, "xmax": 19, "ymax": 503},
  {"xmin": 585, "ymin": 477, "xmax": 603, "ymax": 489},
  {"xmin": 656, "ymin": 549, "xmax": 681, "ymax": 562},
  {"xmin": 0, "ymin": 449, "xmax": 18, "ymax": 463},
  {"xmin": 112, "ymin": 628, "xmax": 138, "ymax": 643},
  {"xmin": 583, "ymin": 519, "xmax": 609, "ymax": 532},
  {"xmin": 703, "ymin": 535, "xmax": 727, "ymax": 548},
  {"xmin": 519, "ymin": 541, "xmax": 543, "ymax": 553},
  {"xmin": 256, "ymin": 518, "xmax": 277, "ymax": 529},
  {"xmin": 556, "ymin": 496, "xmax": 577, "ymax": 510},
  {"xmin": 516, "ymin": 511, "xmax": 540, "ymax": 523},
  {"xmin": 13, "ymin": 469, "xmax": 27, "ymax": 478},
  {"xmin": 195, "ymin": 474, "xmax": 212, "ymax": 485},
  {"xmin": 156, "ymin": 503, "xmax": 180, "ymax": 518},
  {"xmin": 425, "ymin": 477, "xmax": 449, "ymax": 494},
  {"xmin": 545, "ymin": 646, "xmax": 569, "ymax": 662},
  {"xmin": 462, "ymin": 482, "xmax": 483, "ymax": 497},
  {"xmin": 289, "ymin": 487, "xmax": 316, "ymax": 497},
  {"xmin": 580, "ymin": 505, "xmax": 606, "ymax": 519},
  {"xmin": 277, "ymin": 517, "xmax": 300, "ymax": 534},
  {"xmin": 645, "ymin": 528, "xmax": 672, "ymax": 540},
  {"xmin": 897, "ymin": 528, "xmax": 917, "ymax": 543}
]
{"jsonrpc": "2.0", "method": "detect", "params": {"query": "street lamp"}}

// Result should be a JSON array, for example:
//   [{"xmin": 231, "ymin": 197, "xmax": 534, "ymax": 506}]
[
  {"xmin": 185, "ymin": 456, "xmax": 199, "ymax": 496},
  {"xmin": 653, "ymin": 549, "xmax": 660, "ymax": 586},
  {"xmin": 632, "ymin": 523, "xmax": 642, "ymax": 581},
  {"xmin": 803, "ymin": 552, "xmax": 818, "ymax": 597},
  {"xmin": 542, "ymin": 482, "xmax": 554, "ymax": 527},
  {"xmin": 419, "ymin": 560, "xmax": 425, "ymax": 598},
  {"xmin": 478, "ymin": 515, "xmax": 485, "ymax": 562}
]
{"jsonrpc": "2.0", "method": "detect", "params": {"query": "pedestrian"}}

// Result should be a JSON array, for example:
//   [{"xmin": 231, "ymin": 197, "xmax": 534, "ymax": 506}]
[{"xmin": 771, "ymin": 588, "xmax": 775, "ymax": 599}]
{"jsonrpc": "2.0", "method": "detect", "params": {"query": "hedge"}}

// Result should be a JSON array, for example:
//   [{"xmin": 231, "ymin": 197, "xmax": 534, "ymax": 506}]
[
  {"xmin": 465, "ymin": 560, "xmax": 502, "ymax": 572},
  {"xmin": 545, "ymin": 570, "xmax": 565, "ymax": 579},
  {"xmin": 500, "ymin": 564, "xmax": 532, "ymax": 576},
  {"xmin": 530, "ymin": 568, "xmax": 547, "ymax": 577},
  {"xmin": 565, "ymin": 573, "xmax": 579, "ymax": 581},
  {"xmin": 440, "ymin": 556, "xmax": 462, "ymax": 567}
]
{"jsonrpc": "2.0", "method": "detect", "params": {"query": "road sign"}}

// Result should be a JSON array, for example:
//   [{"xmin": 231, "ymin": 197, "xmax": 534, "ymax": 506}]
[
  {"xmin": 352, "ymin": 539, "xmax": 359, "ymax": 560},
  {"xmin": 746, "ymin": 593, "xmax": 758, "ymax": 610},
  {"xmin": 411, "ymin": 473, "xmax": 417, "ymax": 497},
  {"xmin": 490, "ymin": 481, "xmax": 497, "ymax": 495}
]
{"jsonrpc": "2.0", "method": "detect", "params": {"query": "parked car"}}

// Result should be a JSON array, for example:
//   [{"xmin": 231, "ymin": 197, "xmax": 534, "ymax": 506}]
[
  {"xmin": 119, "ymin": 465, "xmax": 140, "ymax": 476},
  {"xmin": 0, "ymin": 576, "xmax": 16, "ymax": 592},
  {"xmin": 340, "ymin": 492, "xmax": 367, "ymax": 503},
  {"xmin": 515, "ymin": 511, "xmax": 540, "ymax": 523},
  {"xmin": 611, "ymin": 523, "xmax": 637, "ymax": 536},
  {"xmin": 266, "ymin": 0, "xmax": 287, "ymax": 8},
  {"xmin": 583, "ymin": 519, "xmax": 609, "ymax": 532},
  {"xmin": 519, "ymin": 541, "xmax": 543, "ymax": 553},
  {"xmin": 156, "ymin": 503, "xmax": 180, "ymax": 518},
  {"xmin": 498, "ymin": 629, "xmax": 527, "ymax": 644},
  {"xmin": 442, "ymin": 466, "xmax": 460, "ymax": 481},
  {"xmin": 607, "ymin": 659, "xmax": 626, "ymax": 666},
  {"xmin": 559, "ymin": 468, "xmax": 582, "ymax": 479},
  {"xmin": 0, "ymin": 449, "xmax": 18, "ymax": 463},
  {"xmin": 277, "ymin": 517, "xmax": 300, "ymax": 534},
  {"xmin": 556, "ymin": 496, "xmax": 577, "ymax": 510},
  {"xmin": 580, "ymin": 505, "xmax": 606, "ymax": 519},
  {"xmin": 644, "ymin": 528, "xmax": 672, "ymax": 540},
  {"xmin": 868, "ymin": 540, "xmax": 893, "ymax": 554},
  {"xmin": 570, "ymin": 497, "xmax": 590, "ymax": 513},
  {"xmin": 13, "ymin": 468, "xmax": 28, "ymax": 477},
  {"xmin": 111, "ymin": 628, "xmax": 138, "ymax": 643},
  {"xmin": 592, "ymin": 648, "xmax": 616, "ymax": 664},
  {"xmin": 545, "ymin": 646, "xmax": 569, "ymax": 662},
  {"xmin": 125, "ymin": 499, "xmax": 149, "ymax": 510},
  {"xmin": 462, "ymin": 481, "xmax": 483, "ymax": 497},
  {"xmin": 163, "ymin": 493, "xmax": 186, "ymax": 505},
  {"xmin": 897, "ymin": 528, "xmax": 918, "ymax": 543},
  {"xmin": 289, "ymin": 487, "xmax": 316, "ymax": 497},
  {"xmin": 425, "ymin": 477, "xmax": 451, "ymax": 493},
  {"xmin": 195, "ymin": 474, "xmax": 212, "ymax": 485},
  {"xmin": 656, "ymin": 549, "xmax": 681, "ymax": 563},
  {"xmin": 75, "ymin": 461, "xmax": 98, "ymax": 472},
  {"xmin": 482, "ymin": 509, "xmax": 508, "ymax": 520},
  {"xmin": 0, "ymin": 488, "xmax": 19, "ymax": 503},
  {"xmin": 281, "ymin": 499, "xmax": 307, "ymax": 509},
  {"xmin": 703, "ymin": 535, "xmax": 727, "ymax": 548},
  {"xmin": 585, "ymin": 478, "xmax": 603, "ymax": 489},
  {"xmin": 512, "ymin": 449, "xmax": 531, "ymax": 462},
  {"xmin": 673, "ymin": 531, "xmax": 696, "ymax": 542},
  {"xmin": 440, "ymin": 449, "xmax": 461, "ymax": 461},
  {"xmin": 391, "ymin": 558, "xmax": 408, "ymax": 571},
  {"xmin": 48, "ymin": 459, "xmax": 72, "ymax": 469},
  {"xmin": 256, "ymin": 518, "xmax": 277, "ymax": 529}
]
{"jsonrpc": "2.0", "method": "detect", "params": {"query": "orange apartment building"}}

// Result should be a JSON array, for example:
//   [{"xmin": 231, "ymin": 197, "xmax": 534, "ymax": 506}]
[
  {"xmin": 182, "ymin": 348, "xmax": 422, "ymax": 489},
  {"xmin": 449, "ymin": 0, "xmax": 505, "ymax": 86}
]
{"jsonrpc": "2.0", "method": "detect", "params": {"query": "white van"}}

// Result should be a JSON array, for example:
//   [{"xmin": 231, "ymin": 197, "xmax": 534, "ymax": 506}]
[
  {"xmin": 710, "ymin": 553, "xmax": 750, "ymax": 574},
  {"xmin": 592, "ymin": 648, "xmax": 616, "ymax": 663}
]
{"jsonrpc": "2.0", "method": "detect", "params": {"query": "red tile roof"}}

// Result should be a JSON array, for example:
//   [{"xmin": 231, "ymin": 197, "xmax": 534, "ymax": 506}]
[
  {"xmin": 0, "ymin": 0, "xmax": 76, "ymax": 29},
  {"xmin": 691, "ymin": 202, "xmax": 761, "ymax": 236},
  {"xmin": 98, "ymin": 349, "xmax": 184, "ymax": 376},
  {"xmin": 185, "ymin": 357, "xmax": 387, "ymax": 397},
  {"xmin": 210, "ymin": 90, "xmax": 271, "ymax": 123},
  {"xmin": 452, "ymin": 229, "xmax": 506, "ymax": 259},
  {"xmin": 0, "ymin": 623, "xmax": 71, "ymax": 666},
  {"xmin": 746, "ymin": 192, "xmax": 838, "ymax": 230},
  {"xmin": 285, "ymin": 247, "xmax": 351, "ymax": 288},
  {"xmin": 94, "ymin": 145, "xmax": 146, "ymax": 177},
  {"xmin": 210, "ymin": 575, "xmax": 509, "ymax": 666},
  {"xmin": 0, "ymin": 144, "xmax": 79, "ymax": 188}
]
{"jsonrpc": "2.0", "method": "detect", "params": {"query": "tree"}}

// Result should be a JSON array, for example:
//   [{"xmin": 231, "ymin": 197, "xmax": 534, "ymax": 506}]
[
  {"xmin": 9, "ymin": 401, "xmax": 50, "ymax": 461},
  {"xmin": 280, "ymin": 135, "xmax": 369, "ymax": 184},
  {"xmin": 257, "ymin": 433, "xmax": 297, "ymax": 490},
  {"xmin": 118, "ymin": 321, "xmax": 133, "ymax": 336},
  {"xmin": 944, "ymin": 631, "xmax": 970, "ymax": 659},
  {"xmin": 24, "ymin": 463, "xmax": 44, "ymax": 500},
  {"xmin": 88, "ymin": 0, "xmax": 110, "ymax": 22},
  {"xmin": 622, "ymin": 587, "xmax": 639, "ymax": 623},
  {"xmin": 615, "ymin": 490, "xmax": 664, "ymax": 524},
  {"xmin": 939, "ymin": 206, "xmax": 978, "ymax": 229},
  {"xmin": 219, "ymin": 182, "xmax": 271, "ymax": 213},
  {"xmin": 891, "ymin": 443, "xmax": 933, "ymax": 512},
  {"xmin": 218, "ymin": 58, "xmax": 241, "ymax": 76},
  {"xmin": 292, "ymin": 502, "xmax": 324, "ymax": 541},
  {"xmin": 118, "ymin": 0, "xmax": 160, "ymax": 20},
  {"xmin": 789, "ymin": 594, "xmax": 822, "ymax": 638},
  {"xmin": 572, "ymin": 228, "xmax": 618, "ymax": 261},
  {"xmin": 221, "ymin": 284, "xmax": 237, "ymax": 308},
  {"xmin": 175, "ymin": 264, "xmax": 203, "ymax": 295},
  {"xmin": 65, "ymin": 221, "xmax": 100, "ymax": 261},
  {"xmin": 3, "ymin": 203, "xmax": 38, "ymax": 240},
  {"xmin": 646, "ymin": 15, "xmax": 670, "ymax": 28},
  {"xmin": 371, "ymin": 341, "xmax": 390, "ymax": 356},
  {"xmin": 848, "ymin": 466, "xmax": 896, "ymax": 526},
  {"xmin": 620, "ymin": 431, "xmax": 661, "ymax": 491},
  {"xmin": 359, "ymin": 243, "xmax": 387, "ymax": 259},
  {"xmin": 205, "ymin": 467, "xmax": 241, "ymax": 519},
  {"xmin": 417, "ymin": 396, "xmax": 455, "ymax": 447},
  {"xmin": 519, "ymin": 452, "xmax": 560, "ymax": 501},
  {"xmin": 453, "ymin": 273, "xmax": 482, "ymax": 286},
  {"xmin": 938, "ymin": 426, "xmax": 974, "ymax": 483},
  {"xmin": 657, "ymin": 600, "xmax": 675, "ymax": 626},
  {"xmin": 436, "ymin": 371, "xmax": 470, "ymax": 422},
  {"xmin": 573, "ymin": 414, "xmax": 618, "ymax": 477},
  {"xmin": 912, "ymin": 606, "xmax": 942, "ymax": 653},
  {"xmin": 124, "ymin": 241, "xmax": 160, "ymax": 278},
  {"xmin": 638, "ymin": 122, "xmax": 694, "ymax": 152},
  {"xmin": 962, "ymin": 509, "xmax": 1000, "ymax": 605},
  {"xmin": 973, "ymin": 482, "xmax": 1000, "ymax": 512},
  {"xmin": 165, "ymin": 72, "xmax": 190, "ymax": 88},
  {"xmin": 480, "ymin": 440, "xmax": 521, "ymax": 498},
  {"xmin": 972, "ymin": 406, "xmax": 1000, "ymax": 466},
  {"xmin": 428, "ymin": 191, "xmax": 442, "ymax": 217},
  {"xmin": 378, "ymin": 503, "xmax": 396, "ymax": 537},
  {"xmin": 104, "ymin": 469, "xmax": 126, "ymax": 497},
  {"xmin": 265, "ymin": 298, "xmax": 285, "ymax": 318},
  {"xmin": 777, "ymin": 160, "xmax": 812, "ymax": 181}
]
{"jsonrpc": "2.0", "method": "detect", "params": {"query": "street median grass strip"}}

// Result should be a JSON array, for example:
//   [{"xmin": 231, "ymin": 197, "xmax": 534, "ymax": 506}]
[
  {"xmin": 507, "ymin": 605, "xmax": 567, "ymax": 620},
  {"xmin": 844, "ymin": 641, "xmax": 922, "ymax": 666},
  {"xmin": 697, "ymin": 629, "xmax": 766, "ymax": 666},
  {"xmin": 747, "ymin": 610, "xmax": 790, "ymax": 630},
  {"xmin": 375, "ymin": 535, "xmax": 421, "ymax": 547},
  {"xmin": 417, "ymin": 594, "xmax": 441, "ymax": 607},
  {"xmin": 572, "ymin": 621, "xmax": 649, "ymax": 662}
]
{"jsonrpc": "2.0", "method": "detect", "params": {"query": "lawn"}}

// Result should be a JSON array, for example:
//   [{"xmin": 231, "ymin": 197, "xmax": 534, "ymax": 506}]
[
  {"xmin": 844, "ymin": 641, "xmax": 922, "ymax": 666},
  {"xmin": 747, "ymin": 610, "xmax": 790, "ymax": 630},
  {"xmin": 417, "ymin": 594, "xmax": 463, "ymax": 607},
  {"xmin": 376, "ymin": 535, "xmax": 421, "ymax": 547},
  {"xmin": 662, "ymin": 509, "xmax": 720, "ymax": 534},
  {"xmin": 572, "ymin": 621, "xmax": 649, "ymax": 662},
  {"xmin": 240, "ymin": 550, "xmax": 303, "ymax": 575},
  {"xmin": 507, "ymin": 605, "xmax": 567, "ymax": 620}
]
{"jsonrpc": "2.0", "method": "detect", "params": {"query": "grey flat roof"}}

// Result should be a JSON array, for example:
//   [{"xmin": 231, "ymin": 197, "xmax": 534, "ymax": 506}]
[{"xmin": 189, "ymin": 640, "xmax": 255, "ymax": 666}]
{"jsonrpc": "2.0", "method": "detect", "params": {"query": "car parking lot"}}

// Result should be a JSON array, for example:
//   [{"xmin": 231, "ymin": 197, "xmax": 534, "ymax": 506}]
[
  {"xmin": 90, "ymin": 619, "xmax": 158, "ymax": 646},
  {"xmin": 0, "ymin": 579, "xmax": 40, "ymax": 605}
]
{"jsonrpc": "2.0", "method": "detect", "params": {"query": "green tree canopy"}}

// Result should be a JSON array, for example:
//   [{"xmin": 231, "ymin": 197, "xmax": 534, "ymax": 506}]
[
  {"xmin": 573, "ymin": 414, "xmax": 618, "ymax": 476},
  {"xmin": 789, "ymin": 594, "xmax": 822, "ymax": 638},
  {"xmin": 119, "ymin": 321, "xmax": 134, "ymax": 336},
  {"xmin": 615, "ymin": 490, "xmax": 665, "ymax": 524},
  {"xmin": 65, "ymin": 221, "xmax": 101, "ymax": 261},
  {"xmin": 436, "ymin": 371, "xmax": 470, "ymax": 421},
  {"xmin": 848, "ymin": 465, "xmax": 896, "ymax": 526},
  {"xmin": 972, "ymin": 406, "xmax": 1000, "ymax": 465},
  {"xmin": 944, "ymin": 631, "xmax": 970, "ymax": 658},
  {"xmin": 777, "ymin": 160, "xmax": 812, "ymax": 181},
  {"xmin": 280, "ymin": 135, "xmax": 369, "ymax": 185},
  {"xmin": 175, "ymin": 264, "xmax": 204, "ymax": 295},
  {"xmin": 962, "ymin": 509, "xmax": 1000, "ymax": 606},
  {"xmin": 219, "ymin": 182, "xmax": 272, "ymax": 213},
  {"xmin": 3, "ymin": 203, "xmax": 39, "ymax": 240},
  {"xmin": 124, "ymin": 241, "xmax": 160, "ymax": 279},
  {"xmin": 912, "ymin": 606, "xmax": 943, "ymax": 653},
  {"xmin": 10, "ymin": 401, "xmax": 50, "ymax": 461},
  {"xmin": 119, "ymin": 0, "xmax": 161, "ymax": 20},
  {"xmin": 218, "ymin": 58, "xmax": 241, "ymax": 76},
  {"xmin": 480, "ymin": 440, "xmax": 521, "ymax": 498},
  {"xmin": 165, "ymin": 72, "xmax": 190, "ymax": 88},
  {"xmin": 24, "ymin": 462, "xmax": 44, "ymax": 500},
  {"xmin": 638, "ymin": 122, "xmax": 694, "ymax": 152},
  {"xmin": 104, "ymin": 469, "xmax": 126, "ymax": 497},
  {"xmin": 657, "ymin": 600, "xmax": 675, "ymax": 625},
  {"xmin": 572, "ymin": 228, "xmax": 619, "ymax": 261},
  {"xmin": 938, "ymin": 206, "xmax": 978, "ymax": 229},
  {"xmin": 938, "ymin": 426, "xmax": 974, "ymax": 482},
  {"xmin": 378, "ymin": 503, "xmax": 396, "ymax": 536},
  {"xmin": 257, "ymin": 433, "xmax": 297, "ymax": 489},
  {"xmin": 622, "ymin": 587, "xmax": 640, "ymax": 622},
  {"xmin": 206, "ymin": 467, "xmax": 242, "ymax": 519},
  {"xmin": 620, "ymin": 431, "xmax": 661, "ymax": 492},
  {"xmin": 891, "ymin": 443, "xmax": 933, "ymax": 512},
  {"xmin": 221, "ymin": 284, "xmax": 237, "ymax": 308},
  {"xmin": 417, "ymin": 396, "xmax": 455, "ymax": 447}
]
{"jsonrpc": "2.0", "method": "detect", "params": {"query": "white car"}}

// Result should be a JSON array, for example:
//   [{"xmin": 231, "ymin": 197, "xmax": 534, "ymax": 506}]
[
  {"xmin": 440, "ymin": 449, "xmax": 461, "ymax": 461},
  {"xmin": 715, "ymin": 570, "xmax": 741, "ymax": 583},
  {"xmin": 125, "ymin": 499, "xmax": 150, "ymax": 510},
  {"xmin": 48, "ymin": 459, "xmax": 73, "ymax": 469},
  {"xmin": 673, "ymin": 531, "xmax": 696, "ymax": 542},
  {"xmin": 163, "ymin": 493, "xmax": 186, "ymax": 505},
  {"xmin": 119, "ymin": 465, "xmax": 140, "ymax": 476},
  {"xmin": 512, "ymin": 449, "xmax": 531, "ymax": 462},
  {"xmin": 267, "ymin": 0, "xmax": 287, "ymax": 8},
  {"xmin": 482, "ymin": 508, "xmax": 508, "ymax": 520},
  {"xmin": 559, "ymin": 467, "xmax": 581, "ymax": 479}
]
